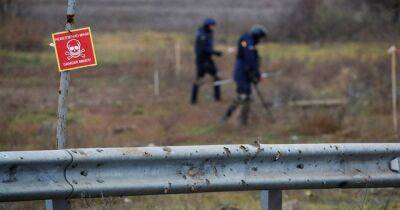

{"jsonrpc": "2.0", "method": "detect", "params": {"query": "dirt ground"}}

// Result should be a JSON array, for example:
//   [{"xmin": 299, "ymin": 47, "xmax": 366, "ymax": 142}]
[{"xmin": 1, "ymin": 31, "xmax": 400, "ymax": 209}]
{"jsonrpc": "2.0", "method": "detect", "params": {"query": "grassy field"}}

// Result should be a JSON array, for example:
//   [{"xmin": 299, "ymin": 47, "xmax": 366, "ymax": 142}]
[{"xmin": 1, "ymin": 31, "xmax": 400, "ymax": 209}]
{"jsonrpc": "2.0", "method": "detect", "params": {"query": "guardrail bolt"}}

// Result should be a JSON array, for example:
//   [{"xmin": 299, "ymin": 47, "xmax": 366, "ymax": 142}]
[{"xmin": 390, "ymin": 157, "xmax": 400, "ymax": 172}]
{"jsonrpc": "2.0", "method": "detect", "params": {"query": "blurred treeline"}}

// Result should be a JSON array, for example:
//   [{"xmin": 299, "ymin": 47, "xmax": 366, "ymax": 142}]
[
  {"xmin": 0, "ymin": 0, "xmax": 45, "ymax": 51},
  {"xmin": 1, "ymin": 0, "xmax": 400, "ymax": 51},
  {"xmin": 272, "ymin": 0, "xmax": 400, "ymax": 42}
]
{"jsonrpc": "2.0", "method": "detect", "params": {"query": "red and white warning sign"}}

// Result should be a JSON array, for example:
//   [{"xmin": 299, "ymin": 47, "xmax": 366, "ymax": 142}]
[{"xmin": 52, "ymin": 27, "xmax": 97, "ymax": 72}]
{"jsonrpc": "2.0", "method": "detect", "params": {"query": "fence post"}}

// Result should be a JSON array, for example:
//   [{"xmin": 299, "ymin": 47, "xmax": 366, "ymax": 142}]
[
  {"xmin": 175, "ymin": 40, "xmax": 181, "ymax": 78},
  {"xmin": 154, "ymin": 69, "xmax": 160, "ymax": 96},
  {"xmin": 46, "ymin": 0, "xmax": 76, "ymax": 210},
  {"xmin": 388, "ymin": 46, "xmax": 398, "ymax": 137},
  {"xmin": 260, "ymin": 190, "xmax": 282, "ymax": 210},
  {"xmin": 392, "ymin": 47, "xmax": 398, "ymax": 137}
]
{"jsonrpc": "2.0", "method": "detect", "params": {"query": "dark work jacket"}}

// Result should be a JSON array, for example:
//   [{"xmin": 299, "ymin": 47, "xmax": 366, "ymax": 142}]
[
  {"xmin": 195, "ymin": 26, "xmax": 215, "ymax": 63},
  {"xmin": 233, "ymin": 32, "xmax": 261, "ymax": 84}
]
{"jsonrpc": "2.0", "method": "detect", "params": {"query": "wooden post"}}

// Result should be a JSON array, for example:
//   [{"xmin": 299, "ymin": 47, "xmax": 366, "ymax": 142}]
[
  {"xmin": 154, "ymin": 69, "xmax": 160, "ymax": 96},
  {"xmin": 175, "ymin": 40, "xmax": 182, "ymax": 78},
  {"xmin": 45, "ymin": 1, "xmax": 76, "ymax": 210},
  {"xmin": 388, "ymin": 46, "xmax": 398, "ymax": 137},
  {"xmin": 56, "ymin": 72, "xmax": 70, "ymax": 148}
]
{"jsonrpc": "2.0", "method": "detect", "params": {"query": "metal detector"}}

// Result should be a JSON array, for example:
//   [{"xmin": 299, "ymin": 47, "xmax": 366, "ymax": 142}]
[{"xmin": 253, "ymin": 83, "xmax": 275, "ymax": 122}]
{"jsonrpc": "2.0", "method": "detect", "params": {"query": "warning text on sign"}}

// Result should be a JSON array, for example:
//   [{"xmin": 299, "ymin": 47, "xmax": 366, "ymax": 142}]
[{"xmin": 52, "ymin": 27, "xmax": 97, "ymax": 72}]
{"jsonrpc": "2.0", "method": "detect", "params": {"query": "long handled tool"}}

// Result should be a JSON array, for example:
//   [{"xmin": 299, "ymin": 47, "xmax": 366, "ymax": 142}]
[
  {"xmin": 253, "ymin": 83, "xmax": 275, "ymax": 122},
  {"xmin": 214, "ymin": 72, "xmax": 277, "ymax": 86}
]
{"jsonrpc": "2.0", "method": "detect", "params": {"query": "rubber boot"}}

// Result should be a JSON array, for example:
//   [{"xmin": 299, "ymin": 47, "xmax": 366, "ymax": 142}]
[
  {"xmin": 239, "ymin": 101, "xmax": 250, "ymax": 126},
  {"xmin": 214, "ymin": 84, "xmax": 221, "ymax": 102},
  {"xmin": 221, "ymin": 102, "xmax": 238, "ymax": 123},
  {"xmin": 191, "ymin": 84, "xmax": 199, "ymax": 104}
]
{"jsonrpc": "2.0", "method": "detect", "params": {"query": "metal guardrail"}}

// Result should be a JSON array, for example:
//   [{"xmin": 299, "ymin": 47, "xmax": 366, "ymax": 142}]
[{"xmin": 1, "ymin": 143, "xmax": 400, "ymax": 202}]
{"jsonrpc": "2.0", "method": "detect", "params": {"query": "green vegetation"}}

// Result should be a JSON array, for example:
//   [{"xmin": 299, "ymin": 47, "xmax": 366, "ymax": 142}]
[
  {"xmin": 9, "ymin": 109, "xmax": 81, "ymax": 127},
  {"xmin": 1, "ymin": 31, "xmax": 392, "ymax": 71},
  {"xmin": 0, "ymin": 49, "xmax": 54, "ymax": 69},
  {"xmin": 261, "ymin": 42, "xmax": 388, "ymax": 64},
  {"xmin": 185, "ymin": 125, "xmax": 216, "ymax": 136},
  {"xmin": 130, "ymin": 105, "xmax": 145, "ymax": 116},
  {"xmin": 10, "ymin": 110, "xmax": 56, "ymax": 126}
]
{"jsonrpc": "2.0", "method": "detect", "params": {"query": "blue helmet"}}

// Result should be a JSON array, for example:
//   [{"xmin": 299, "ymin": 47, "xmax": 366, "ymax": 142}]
[
  {"xmin": 250, "ymin": 24, "xmax": 268, "ymax": 39},
  {"xmin": 203, "ymin": 18, "xmax": 217, "ymax": 27}
]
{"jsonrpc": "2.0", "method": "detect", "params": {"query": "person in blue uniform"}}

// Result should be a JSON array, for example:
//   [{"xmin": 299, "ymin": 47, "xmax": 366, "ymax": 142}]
[
  {"xmin": 221, "ymin": 25, "xmax": 268, "ymax": 125},
  {"xmin": 191, "ymin": 18, "xmax": 223, "ymax": 104}
]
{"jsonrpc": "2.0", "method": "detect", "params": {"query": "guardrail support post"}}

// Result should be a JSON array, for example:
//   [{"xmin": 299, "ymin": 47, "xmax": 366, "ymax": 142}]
[
  {"xmin": 46, "ymin": 200, "xmax": 71, "ymax": 210},
  {"xmin": 260, "ymin": 190, "xmax": 282, "ymax": 210}
]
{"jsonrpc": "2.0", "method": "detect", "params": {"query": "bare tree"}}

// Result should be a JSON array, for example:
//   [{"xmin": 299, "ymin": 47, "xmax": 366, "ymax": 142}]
[
  {"xmin": 362, "ymin": 0, "xmax": 400, "ymax": 23},
  {"xmin": 0, "ymin": 0, "xmax": 44, "ymax": 51}
]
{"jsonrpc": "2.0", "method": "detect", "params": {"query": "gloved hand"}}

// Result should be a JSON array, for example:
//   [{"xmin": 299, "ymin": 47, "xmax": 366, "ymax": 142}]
[
  {"xmin": 249, "ymin": 71, "xmax": 261, "ymax": 84},
  {"xmin": 214, "ymin": 51, "xmax": 223, "ymax": 57},
  {"xmin": 251, "ymin": 76, "xmax": 261, "ymax": 84}
]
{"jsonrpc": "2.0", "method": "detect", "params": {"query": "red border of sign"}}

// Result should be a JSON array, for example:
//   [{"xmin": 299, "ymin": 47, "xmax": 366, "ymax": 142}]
[{"xmin": 52, "ymin": 27, "xmax": 98, "ymax": 72}]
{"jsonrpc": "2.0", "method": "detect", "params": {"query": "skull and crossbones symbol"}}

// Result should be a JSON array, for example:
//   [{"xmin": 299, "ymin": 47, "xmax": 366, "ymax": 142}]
[{"xmin": 65, "ymin": 39, "xmax": 85, "ymax": 60}]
